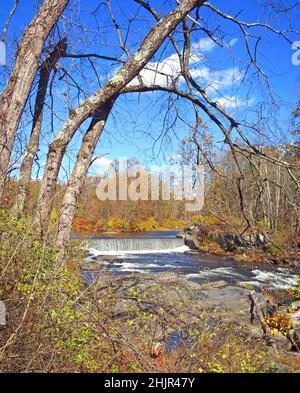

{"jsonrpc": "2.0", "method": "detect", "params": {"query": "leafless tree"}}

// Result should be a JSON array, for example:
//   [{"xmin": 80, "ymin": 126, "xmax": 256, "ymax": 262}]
[
  {"xmin": 33, "ymin": 0, "xmax": 206, "ymax": 239},
  {"xmin": 0, "ymin": 0, "xmax": 69, "ymax": 203},
  {"xmin": 12, "ymin": 38, "xmax": 67, "ymax": 218}
]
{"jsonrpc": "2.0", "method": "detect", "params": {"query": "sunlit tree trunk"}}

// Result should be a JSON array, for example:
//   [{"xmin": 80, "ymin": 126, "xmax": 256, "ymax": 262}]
[
  {"xmin": 55, "ymin": 99, "xmax": 115, "ymax": 257},
  {"xmin": 0, "ymin": 0, "xmax": 69, "ymax": 203},
  {"xmin": 12, "ymin": 38, "xmax": 67, "ymax": 218}
]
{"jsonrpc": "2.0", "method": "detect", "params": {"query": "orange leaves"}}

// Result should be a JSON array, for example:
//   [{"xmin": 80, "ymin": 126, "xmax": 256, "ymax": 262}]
[
  {"xmin": 265, "ymin": 312, "xmax": 292, "ymax": 334},
  {"xmin": 72, "ymin": 217, "xmax": 96, "ymax": 234},
  {"xmin": 73, "ymin": 215, "xmax": 188, "ymax": 235}
]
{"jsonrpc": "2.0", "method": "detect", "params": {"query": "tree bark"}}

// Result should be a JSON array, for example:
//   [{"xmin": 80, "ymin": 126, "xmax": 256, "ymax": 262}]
[
  {"xmin": 12, "ymin": 38, "xmax": 67, "ymax": 218},
  {"xmin": 34, "ymin": 0, "xmax": 205, "ymax": 237},
  {"xmin": 0, "ymin": 0, "xmax": 69, "ymax": 203},
  {"xmin": 55, "ymin": 99, "xmax": 115, "ymax": 256}
]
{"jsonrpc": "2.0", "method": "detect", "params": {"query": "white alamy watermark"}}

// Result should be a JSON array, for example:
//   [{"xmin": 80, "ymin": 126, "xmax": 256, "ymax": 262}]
[
  {"xmin": 0, "ymin": 41, "xmax": 6, "ymax": 66},
  {"xmin": 292, "ymin": 41, "xmax": 300, "ymax": 66},
  {"xmin": 95, "ymin": 158, "xmax": 204, "ymax": 212}
]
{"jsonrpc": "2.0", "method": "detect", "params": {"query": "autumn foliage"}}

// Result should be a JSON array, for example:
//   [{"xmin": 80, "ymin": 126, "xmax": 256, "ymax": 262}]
[{"xmin": 73, "ymin": 215, "xmax": 188, "ymax": 235}]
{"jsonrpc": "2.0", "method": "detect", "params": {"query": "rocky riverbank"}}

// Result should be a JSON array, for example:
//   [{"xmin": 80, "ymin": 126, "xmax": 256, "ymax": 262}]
[
  {"xmin": 180, "ymin": 224, "xmax": 300, "ymax": 268},
  {"xmin": 81, "ymin": 267, "xmax": 300, "ymax": 371}
]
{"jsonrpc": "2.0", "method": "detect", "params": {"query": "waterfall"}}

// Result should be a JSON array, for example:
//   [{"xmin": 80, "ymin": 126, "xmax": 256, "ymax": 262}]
[{"xmin": 88, "ymin": 237, "xmax": 186, "ymax": 254}]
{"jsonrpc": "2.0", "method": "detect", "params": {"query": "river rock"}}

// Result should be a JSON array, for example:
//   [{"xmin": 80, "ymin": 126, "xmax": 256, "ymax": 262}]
[
  {"xmin": 249, "ymin": 291, "xmax": 277, "ymax": 318},
  {"xmin": 80, "ymin": 261, "xmax": 102, "ymax": 270},
  {"xmin": 200, "ymin": 280, "xmax": 228, "ymax": 290},
  {"xmin": 88, "ymin": 270, "xmax": 300, "ymax": 369},
  {"xmin": 156, "ymin": 272, "xmax": 185, "ymax": 284},
  {"xmin": 218, "ymin": 234, "xmax": 241, "ymax": 252},
  {"xmin": 0, "ymin": 301, "xmax": 6, "ymax": 326},
  {"xmin": 291, "ymin": 310, "xmax": 300, "ymax": 327},
  {"xmin": 200, "ymin": 286, "xmax": 251, "ymax": 322},
  {"xmin": 182, "ymin": 224, "xmax": 268, "ymax": 253},
  {"xmin": 184, "ymin": 236, "xmax": 201, "ymax": 250},
  {"xmin": 183, "ymin": 226, "xmax": 196, "ymax": 236},
  {"xmin": 237, "ymin": 281, "xmax": 256, "ymax": 290},
  {"xmin": 182, "ymin": 225, "xmax": 206, "ymax": 249},
  {"xmin": 272, "ymin": 332, "xmax": 293, "ymax": 353},
  {"xmin": 288, "ymin": 328, "xmax": 300, "ymax": 351}
]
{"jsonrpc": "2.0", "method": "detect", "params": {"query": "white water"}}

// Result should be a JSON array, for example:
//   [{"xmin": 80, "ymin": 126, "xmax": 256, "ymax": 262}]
[
  {"xmin": 187, "ymin": 267, "xmax": 299, "ymax": 290},
  {"xmin": 250, "ymin": 269, "xmax": 299, "ymax": 290},
  {"xmin": 88, "ymin": 237, "xmax": 186, "ymax": 253},
  {"xmin": 89, "ymin": 245, "xmax": 189, "ymax": 256},
  {"xmin": 187, "ymin": 267, "xmax": 245, "ymax": 279},
  {"xmin": 84, "ymin": 232, "xmax": 299, "ymax": 291}
]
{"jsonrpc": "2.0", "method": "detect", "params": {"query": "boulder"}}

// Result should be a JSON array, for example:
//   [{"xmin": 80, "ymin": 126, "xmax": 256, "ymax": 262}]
[
  {"xmin": 218, "ymin": 233, "xmax": 252, "ymax": 252},
  {"xmin": 249, "ymin": 291, "xmax": 277, "ymax": 319},
  {"xmin": 182, "ymin": 224, "xmax": 268, "ymax": 253},
  {"xmin": 184, "ymin": 235, "xmax": 200, "ymax": 250},
  {"xmin": 200, "ymin": 286, "xmax": 251, "ymax": 323},
  {"xmin": 183, "ymin": 226, "xmax": 195, "ymax": 235},
  {"xmin": 182, "ymin": 224, "xmax": 207, "ymax": 249},
  {"xmin": 272, "ymin": 333, "xmax": 292, "ymax": 353},
  {"xmin": 256, "ymin": 233, "xmax": 266, "ymax": 246}
]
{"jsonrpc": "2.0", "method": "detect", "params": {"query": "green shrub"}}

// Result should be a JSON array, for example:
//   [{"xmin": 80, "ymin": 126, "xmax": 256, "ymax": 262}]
[{"xmin": 0, "ymin": 211, "xmax": 100, "ymax": 372}]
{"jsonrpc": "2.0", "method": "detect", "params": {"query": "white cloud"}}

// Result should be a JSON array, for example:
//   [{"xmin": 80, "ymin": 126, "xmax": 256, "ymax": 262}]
[
  {"xmin": 189, "ymin": 37, "xmax": 216, "ymax": 64},
  {"xmin": 228, "ymin": 38, "xmax": 239, "ymax": 48},
  {"xmin": 131, "ymin": 37, "xmax": 243, "ymax": 96},
  {"xmin": 92, "ymin": 156, "xmax": 113, "ymax": 174},
  {"xmin": 136, "ymin": 52, "xmax": 181, "ymax": 86},
  {"xmin": 214, "ymin": 95, "xmax": 254, "ymax": 109},
  {"xmin": 130, "ymin": 37, "xmax": 250, "ymax": 109},
  {"xmin": 132, "ymin": 37, "xmax": 216, "ymax": 87},
  {"xmin": 190, "ymin": 66, "xmax": 243, "ymax": 93}
]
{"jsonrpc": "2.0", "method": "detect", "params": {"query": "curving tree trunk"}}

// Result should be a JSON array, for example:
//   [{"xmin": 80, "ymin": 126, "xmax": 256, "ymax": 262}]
[
  {"xmin": 0, "ymin": 0, "xmax": 69, "ymax": 204},
  {"xmin": 34, "ymin": 0, "xmax": 205, "ymax": 237},
  {"xmin": 55, "ymin": 99, "xmax": 116, "ymax": 256},
  {"xmin": 12, "ymin": 38, "xmax": 67, "ymax": 218}
]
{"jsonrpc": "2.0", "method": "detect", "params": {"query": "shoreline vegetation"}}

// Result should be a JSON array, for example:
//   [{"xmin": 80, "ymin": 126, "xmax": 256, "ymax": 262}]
[{"xmin": 1, "ymin": 211, "xmax": 300, "ymax": 372}]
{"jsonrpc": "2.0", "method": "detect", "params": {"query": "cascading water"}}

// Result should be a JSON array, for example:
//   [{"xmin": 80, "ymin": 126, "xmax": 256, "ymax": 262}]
[{"xmin": 88, "ymin": 237, "xmax": 187, "ymax": 254}]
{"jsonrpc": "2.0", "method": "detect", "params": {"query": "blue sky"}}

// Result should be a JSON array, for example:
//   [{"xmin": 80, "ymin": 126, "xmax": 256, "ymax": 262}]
[{"xmin": 0, "ymin": 0, "xmax": 299, "ymax": 179}]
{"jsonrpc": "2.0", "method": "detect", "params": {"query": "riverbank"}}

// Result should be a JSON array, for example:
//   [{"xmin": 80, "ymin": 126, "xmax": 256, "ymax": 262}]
[
  {"xmin": 1, "ymin": 210, "xmax": 299, "ymax": 372},
  {"xmin": 79, "ymin": 230, "xmax": 300, "ymax": 371},
  {"xmin": 79, "ymin": 269, "xmax": 300, "ymax": 372},
  {"xmin": 180, "ymin": 223, "xmax": 300, "ymax": 269}
]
